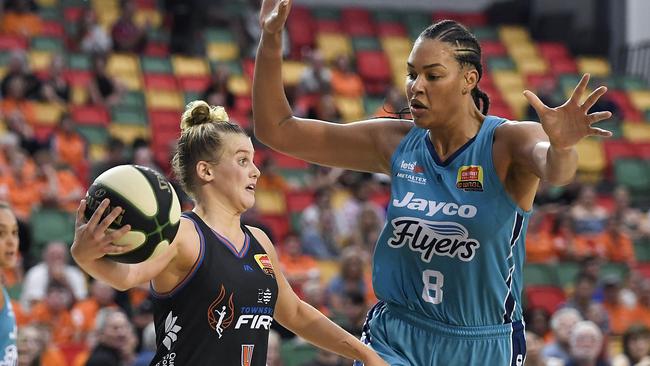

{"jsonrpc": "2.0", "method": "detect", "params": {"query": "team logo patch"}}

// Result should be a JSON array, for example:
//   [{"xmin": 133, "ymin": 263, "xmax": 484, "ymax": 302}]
[
  {"xmin": 241, "ymin": 345, "xmax": 254, "ymax": 366},
  {"xmin": 254, "ymin": 254, "xmax": 275, "ymax": 278},
  {"xmin": 207, "ymin": 284, "xmax": 235, "ymax": 339},
  {"xmin": 456, "ymin": 165, "xmax": 484, "ymax": 192}
]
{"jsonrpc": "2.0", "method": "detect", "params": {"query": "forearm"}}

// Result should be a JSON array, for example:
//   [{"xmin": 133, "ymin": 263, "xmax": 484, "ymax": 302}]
[
  {"xmin": 282, "ymin": 301, "xmax": 373, "ymax": 362},
  {"xmin": 72, "ymin": 256, "xmax": 134, "ymax": 291},
  {"xmin": 544, "ymin": 143, "xmax": 578, "ymax": 186},
  {"xmin": 252, "ymin": 31, "xmax": 294, "ymax": 145}
]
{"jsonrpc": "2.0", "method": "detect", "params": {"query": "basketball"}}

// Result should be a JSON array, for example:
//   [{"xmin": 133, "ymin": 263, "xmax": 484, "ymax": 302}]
[{"xmin": 84, "ymin": 165, "xmax": 181, "ymax": 264}]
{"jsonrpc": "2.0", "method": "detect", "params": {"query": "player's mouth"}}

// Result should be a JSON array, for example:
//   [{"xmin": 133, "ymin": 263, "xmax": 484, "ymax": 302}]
[
  {"xmin": 245, "ymin": 184, "xmax": 256, "ymax": 193},
  {"xmin": 410, "ymin": 99, "xmax": 428, "ymax": 115}
]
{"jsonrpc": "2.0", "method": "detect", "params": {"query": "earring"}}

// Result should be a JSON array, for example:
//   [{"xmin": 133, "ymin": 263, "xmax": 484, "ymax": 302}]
[{"xmin": 462, "ymin": 88, "xmax": 468, "ymax": 95}]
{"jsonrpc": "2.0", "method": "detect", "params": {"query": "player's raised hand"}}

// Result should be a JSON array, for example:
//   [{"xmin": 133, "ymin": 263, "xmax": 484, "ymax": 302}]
[
  {"xmin": 260, "ymin": 0, "xmax": 291, "ymax": 34},
  {"xmin": 524, "ymin": 73, "xmax": 613, "ymax": 150},
  {"xmin": 71, "ymin": 198, "xmax": 131, "ymax": 262}
]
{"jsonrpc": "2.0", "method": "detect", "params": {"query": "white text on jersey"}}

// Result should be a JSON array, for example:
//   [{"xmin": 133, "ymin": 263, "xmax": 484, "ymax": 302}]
[{"xmin": 393, "ymin": 192, "xmax": 477, "ymax": 218}]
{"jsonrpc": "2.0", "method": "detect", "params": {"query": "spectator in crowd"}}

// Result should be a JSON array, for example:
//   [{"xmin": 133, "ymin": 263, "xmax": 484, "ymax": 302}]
[
  {"xmin": 202, "ymin": 64, "xmax": 236, "ymax": 110},
  {"xmin": 133, "ymin": 322, "xmax": 156, "ymax": 366},
  {"xmin": 300, "ymin": 186, "xmax": 341, "ymax": 259},
  {"xmin": 76, "ymin": 8, "xmax": 113, "ymax": 54},
  {"xmin": 49, "ymin": 114, "xmax": 88, "ymax": 173},
  {"xmin": 84, "ymin": 309, "xmax": 137, "ymax": 366},
  {"xmin": 27, "ymin": 280, "xmax": 77, "ymax": 345},
  {"xmin": 87, "ymin": 53, "xmax": 125, "ymax": 108},
  {"xmin": 350, "ymin": 202, "xmax": 383, "ymax": 254},
  {"xmin": 306, "ymin": 93, "xmax": 343, "ymax": 122},
  {"xmin": 326, "ymin": 247, "xmax": 372, "ymax": 313},
  {"xmin": 302, "ymin": 280, "xmax": 329, "ymax": 317},
  {"xmin": 526, "ymin": 210, "xmax": 560, "ymax": 263},
  {"xmin": 525, "ymin": 331, "xmax": 548, "ymax": 366},
  {"xmin": 330, "ymin": 54, "xmax": 364, "ymax": 99},
  {"xmin": 602, "ymin": 275, "xmax": 640, "ymax": 335},
  {"xmin": 335, "ymin": 290, "xmax": 367, "ymax": 337},
  {"xmin": 1, "ymin": 78, "xmax": 36, "ymax": 127},
  {"xmin": 525, "ymin": 307, "xmax": 552, "ymax": 342},
  {"xmin": 602, "ymin": 218, "xmax": 636, "ymax": 266},
  {"xmin": 298, "ymin": 50, "xmax": 332, "ymax": 97},
  {"xmin": 21, "ymin": 242, "xmax": 88, "ymax": 311},
  {"xmin": 612, "ymin": 324, "xmax": 650, "ymax": 366},
  {"xmin": 40, "ymin": 55, "xmax": 70, "ymax": 105},
  {"xmin": 0, "ymin": 0, "xmax": 41, "ymax": 37},
  {"xmin": 111, "ymin": 0, "xmax": 148, "ymax": 53},
  {"xmin": 17, "ymin": 325, "xmax": 67, "ymax": 366},
  {"xmin": 571, "ymin": 185, "xmax": 609, "ymax": 236},
  {"xmin": 279, "ymin": 232, "xmax": 319, "ymax": 296},
  {"xmin": 373, "ymin": 85, "xmax": 408, "ymax": 118},
  {"xmin": 566, "ymin": 320, "xmax": 608, "ymax": 366},
  {"xmin": 542, "ymin": 307, "xmax": 583, "ymax": 364},
  {"xmin": 34, "ymin": 150, "xmax": 85, "ymax": 213},
  {"xmin": 267, "ymin": 330, "xmax": 283, "ymax": 366},
  {"xmin": 257, "ymin": 155, "xmax": 290, "ymax": 192},
  {"xmin": 90, "ymin": 137, "xmax": 128, "ymax": 182},
  {"xmin": 71, "ymin": 280, "xmax": 117, "ymax": 342},
  {"xmin": 335, "ymin": 179, "xmax": 384, "ymax": 246},
  {"xmin": 564, "ymin": 273, "xmax": 602, "ymax": 321},
  {"xmin": 0, "ymin": 50, "xmax": 41, "ymax": 100},
  {"xmin": 131, "ymin": 139, "xmax": 162, "ymax": 172},
  {"xmin": 613, "ymin": 186, "xmax": 644, "ymax": 240}
]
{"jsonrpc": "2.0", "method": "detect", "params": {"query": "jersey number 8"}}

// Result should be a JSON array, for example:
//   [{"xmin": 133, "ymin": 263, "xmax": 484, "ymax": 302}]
[{"xmin": 421, "ymin": 270, "xmax": 444, "ymax": 304}]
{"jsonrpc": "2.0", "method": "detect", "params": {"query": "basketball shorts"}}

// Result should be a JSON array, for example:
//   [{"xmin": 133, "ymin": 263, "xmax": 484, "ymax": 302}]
[{"xmin": 353, "ymin": 302, "xmax": 526, "ymax": 366}]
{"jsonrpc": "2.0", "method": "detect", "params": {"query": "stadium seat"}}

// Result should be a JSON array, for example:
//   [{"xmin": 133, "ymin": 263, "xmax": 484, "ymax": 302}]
[
  {"xmin": 281, "ymin": 342, "xmax": 317, "ymax": 366},
  {"xmin": 111, "ymin": 106, "xmax": 148, "ymax": 125},
  {"xmin": 555, "ymin": 262, "xmax": 580, "ymax": 289},
  {"xmin": 68, "ymin": 53, "xmax": 91, "ymax": 70},
  {"xmin": 76, "ymin": 125, "xmax": 109, "ymax": 146},
  {"xmin": 523, "ymin": 264, "xmax": 556, "ymax": 286},
  {"xmin": 287, "ymin": 8, "xmax": 315, "ymax": 57},
  {"xmin": 70, "ymin": 85, "xmax": 88, "ymax": 105},
  {"xmin": 472, "ymin": 26, "xmax": 499, "ymax": 41},
  {"xmin": 28, "ymin": 50, "xmax": 53, "ymax": 72},
  {"xmin": 117, "ymin": 91, "xmax": 146, "ymax": 109},
  {"xmin": 141, "ymin": 56, "xmax": 173, "ymax": 74},
  {"xmin": 227, "ymin": 75, "xmax": 250, "ymax": 97},
  {"xmin": 614, "ymin": 159, "xmax": 650, "ymax": 196},
  {"xmin": 577, "ymin": 57, "xmax": 611, "ymax": 78},
  {"xmin": 272, "ymin": 151, "xmax": 309, "ymax": 169},
  {"xmin": 628, "ymin": 90, "xmax": 650, "ymax": 112},
  {"xmin": 108, "ymin": 124, "xmax": 150, "ymax": 145},
  {"xmin": 145, "ymin": 90, "xmax": 184, "ymax": 110},
  {"xmin": 259, "ymin": 214, "xmax": 290, "ymax": 241},
  {"xmin": 342, "ymin": 8, "xmax": 375, "ymax": 36},
  {"xmin": 601, "ymin": 263, "xmax": 629, "ymax": 280},
  {"xmin": 29, "ymin": 208, "xmax": 76, "ymax": 268},
  {"xmin": 0, "ymin": 35, "xmax": 27, "ymax": 50},
  {"xmin": 71, "ymin": 105, "xmax": 110, "ymax": 126},
  {"xmin": 335, "ymin": 96, "xmax": 365, "ymax": 122},
  {"xmin": 255, "ymin": 190, "xmax": 287, "ymax": 215},
  {"xmin": 285, "ymin": 190, "xmax": 315, "ymax": 213},
  {"xmin": 32, "ymin": 103, "xmax": 64, "ymax": 126},
  {"xmin": 31, "ymin": 36, "xmax": 64, "ymax": 52},
  {"xmin": 144, "ymin": 73, "xmax": 178, "ymax": 90},
  {"xmin": 637, "ymin": 263, "xmax": 650, "ymax": 279},
  {"xmin": 376, "ymin": 22, "xmax": 407, "ymax": 37},
  {"xmin": 316, "ymin": 33, "xmax": 353, "ymax": 62},
  {"xmin": 487, "ymin": 57, "xmax": 516, "ymax": 71},
  {"xmin": 107, "ymin": 53, "xmax": 141, "ymax": 77},
  {"xmin": 172, "ymin": 56, "xmax": 210, "ymax": 77},
  {"xmin": 352, "ymin": 37, "xmax": 382, "ymax": 52},
  {"xmin": 177, "ymin": 76, "xmax": 210, "ymax": 93},
  {"xmin": 65, "ymin": 70, "xmax": 92, "ymax": 86},
  {"xmin": 516, "ymin": 57, "xmax": 548, "ymax": 75},
  {"xmin": 623, "ymin": 122, "xmax": 650, "ymax": 142},
  {"xmin": 603, "ymin": 140, "xmax": 639, "ymax": 176},
  {"xmin": 356, "ymin": 50, "xmax": 392, "ymax": 94},
  {"xmin": 281, "ymin": 61, "xmax": 307, "ymax": 87},
  {"xmin": 134, "ymin": 8, "xmax": 163, "ymax": 28},
  {"xmin": 634, "ymin": 238, "xmax": 650, "ymax": 262},
  {"xmin": 40, "ymin": 20, "xmax": 65, "ymax": 38},
  {"xmin": 205, "ymin": 28, "xmax": 235, "ymax": 43},
  {"xmin": 538, "ymin": 42, "xmax": 570, "ymax": 60},
  {"xmin": 144, "ymin": 42, "xmax": 170, "ymax": 57},
  {"xmin": 525, "ymin": 285, "xmax": 566, "ymax": 314}
]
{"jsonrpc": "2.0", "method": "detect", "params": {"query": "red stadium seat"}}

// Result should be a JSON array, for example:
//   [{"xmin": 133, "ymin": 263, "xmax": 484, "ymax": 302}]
[
  {"xmin": 316, "ymin": 20, "xmax": 341, "ymax": 33},
  {"xmin": 636, "ymin": 263, "xmax": 650, "ymax": 278},
  {"xmin": 63, "ymin": 7, "xmax": 83, "ymax": 22},
  {"xmin": 40, "ymin": 21, "xmax": 64, "ymax": 38},
  {"xmin": 70, "ymin": 105, "xmax": 110, "ymax": 127},
  {"xmin": 288, "ymin": 7, "xmax": 315, "ymax": 58},
  {"xmin": 376, "ymin": 22, "xmax": 407, "ymax": 37},
  {"xmin": 433, "ymin": 11, "xmax": 487, "ymax": 27},
  {"xmin": 525, "ymin": 285, "xmax": 566, "ymax": 315},
  {"xmin": 0, "ymin": 35, "xmax": 27, "ymax": 50},
  {"xmin": 149, "ymin": 109, "xmax": 182, "ymax": 173},
  {"xmin": 145, "ymin": 42, "xmax": 170, "ymax": 57},
  {"xmin": 234, "ymin": 96, "xmax": 252, "ymax": 115},
  {"xmin": 549, "ymin": 58, "xmax": 578, "ymax": 75},
  {"xmin": 345, "ymin": 21, "xmax": 376, "ymax": 37},
  {"xmin": 608, "ymin": 90, "xmax": 644, "ymax": 121},
  {"xmin": 64, "ymin": 70, "xmax": 92, "ymax": 86},
  {"xmin": 342, "ymin": 8, "xmax": 375, "ymax": 36},
  {"xmin": 603, "ymin": 139, "xmax": 638, "ymax": 177},
  {"xmin": 177, "ymin": 75, "xmax": 210, "ymax": 92},
  {"xmin": 479, "ymin": 41, "xmax": 508, "ymax": 57},
  {"xmin": 271, "ymin": 151, "xmax": 310, "ymax": 169},
  {"xmin": 526, "ymin": 74, "xmax": 557, "ymax": 91},
  {"xmin": 259, "ymin": 214, "xmax": 290, "ymax": 241},
  {"xmin": 356, "ymin": 51, "xmax": 392, "ymax": 94},
  {"xmin": 285, "ymin": 190, "xmax": 315, "ymax": 213},
  {"xmin": 144, "ymin": 73, "xmax": 178, "ymax": 90},
  {"xmin": 538, "ymin": 42, "xmax": 570, "ymax": 61}
]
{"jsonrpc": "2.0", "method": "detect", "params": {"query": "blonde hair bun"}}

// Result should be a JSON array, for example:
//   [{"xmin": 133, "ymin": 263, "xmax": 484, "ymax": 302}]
[{"xmin": 180, "ymin": 100, "xmax": 230, "ymax": 131}]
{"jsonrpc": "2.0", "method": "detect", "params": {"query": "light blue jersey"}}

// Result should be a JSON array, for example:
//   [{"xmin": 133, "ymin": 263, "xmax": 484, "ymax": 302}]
[
  {"xmin": 0, "ymin": 288, "xmax": 17, "ymax": 366},
  {"xmin": 373, "ymin": 115, "xmax": 531, "ymax": 327}
]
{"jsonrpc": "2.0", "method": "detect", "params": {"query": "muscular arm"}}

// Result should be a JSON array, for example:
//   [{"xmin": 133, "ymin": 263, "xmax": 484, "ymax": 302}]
[
  {"xmin": 253, "ymin": 30, "xmax": 411, "ymax": 174},
  {"xmin": 248, "ymin": 227, "xmax": 383, "ymax": 364}
]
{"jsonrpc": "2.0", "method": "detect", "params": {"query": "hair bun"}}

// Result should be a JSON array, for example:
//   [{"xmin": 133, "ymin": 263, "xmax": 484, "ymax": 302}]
[{"xmin": 180, "ymin": 100, "xmax": 230, "ymax": 131}]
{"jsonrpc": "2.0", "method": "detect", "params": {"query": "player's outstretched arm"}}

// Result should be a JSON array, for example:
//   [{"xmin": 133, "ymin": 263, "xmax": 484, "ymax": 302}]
[
  {"xmin": 248, "ymin": 227, "xmax": 388, "ymax": 366},
  {"xmin": 253, "ymin": 0, "xmax": 411, "ymax": 174},
  {"xmin": 505, "ymin": 73, "xmax": 613, "ymax": 186},
  {"xmin": 71, "ymin": 199, "xmax": 178, "ymax": 291}
]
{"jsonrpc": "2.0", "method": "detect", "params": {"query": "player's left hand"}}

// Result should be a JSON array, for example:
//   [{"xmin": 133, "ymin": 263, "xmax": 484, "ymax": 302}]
[{"xmin": 524, "ymin": 73, "xmax": 613, "ymax": 150}]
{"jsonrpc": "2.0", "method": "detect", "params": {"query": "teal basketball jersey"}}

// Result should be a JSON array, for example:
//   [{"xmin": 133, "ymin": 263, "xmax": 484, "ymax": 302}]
[
  {"xmin": 0, "ymin": 287, "xmax": 17, "ymax": 366},
  {"xmin": 373, "ymin": 116, "xmax": 531, "ymax": 326}
]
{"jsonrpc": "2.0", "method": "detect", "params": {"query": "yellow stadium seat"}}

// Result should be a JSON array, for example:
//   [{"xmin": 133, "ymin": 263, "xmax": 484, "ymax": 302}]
[
  {"xmin": 282, "ymin": 61, "xmax": 307, "ymax": 86},
  {"xmin": 499, "ymin": 26, "xmax": 530, "ymax": 45},
  {"xmin": 380, "ymin": 36, "xmax": 412, "ymax": 56},
  {"xmin": 317, "ymin": 260, "xmax": 340, "ymax": 284},
  {"xmin": 492, "ymin": 70, "xmax": 525, "ymax": 91},
  {"xmin": 515, "ymin": 57, "xmax": 548, "ymax": 75},
  {"xmin": 89, "ymin": 144, "xmax": 106, "ymax": 161},
  {"xmin": 108, "ymin": 124, "xmax": 150, "ymax": 145},
  {"xmin": 227, "ymin": 75, "xmax": 250, "ymax": 97},
  {"xmin": 254, "ymin": 189, "xmax": 287, "ymax": 215},
  {"xmin": 207, "ymin": 42, "xmax": 240, "ymax": 62},
  {"xmin": 502, "ymin": 91, "xmax": 528, "ymax": 120},
  {"xmin": 623, "ymin": 122, "xmax": 650, "ymax": 142},
  {"xmin": 116, "ymin": 73, "xmax": 143, "ymax": 91},
  {"xmin": 135, "ymin": 9, "xmax": 163, "ymax": 29},
  {"xmin": 29, "ymin": 50, "xmax": 53, "ymax": 71},
  {"xmin": 145, "ymin": 90, "xmax": 183, "ymax": 110},
  {"xmin": 91, "ymin": 0, "xmax": 117, "ymax": 11},
  {"xmin": 36, "ymin": 0, "xmax": 57, "ymax": 7},
  {"xmin": 107, "ymin": 53, "xmax": 141, "ymax": 77},
  {"xmin": 71, "ymin": 86, "xmax": 88, "ymax": 105},
  {"xmin": 172, "ymin": 56, "xmax": 210, "ymax": 77},
  {"xmin": 577, "ymin": 57, "xmax": 611, "ymax": 78},
  {"xmin": 575, "ymin": 138, "xmax": 605, "ymax": 173},
  {"xmin": 334, "ymin": 96, "xmax": 365, "ymax": 122},
  {"xmin": 0, "ymin": 67, "xmax": 6, "ymax": 80},
  {"xmin": 390, "ymin": 61, "xmax": 408, "ymax": 87},
  {"xmin": 507, "ymin": 44, "xmax": 538, "ymax": 61},
  {"xmin": 32, "ymin": 103, "xmax": 65, "ymax": 126},
  {"xmin": 316, "ymin": 33, "xmax": 353, "ymax": 62},
  {"xmin": 97, "ymin": 11, "xmax": 119, "ymax": 33},
  {"xmin": 628, "ymin": 90, "xmax": 650, "ymax": 111}
]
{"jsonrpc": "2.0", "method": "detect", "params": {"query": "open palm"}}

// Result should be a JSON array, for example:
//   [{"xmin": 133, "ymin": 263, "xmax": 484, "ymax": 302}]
[
  {"xmin": 524, "ymin": 74, "xmax": 613, "ymax": 150},
  {"xmin": 259, "ymin": 0, "xmax": 291, "ymax": 34}
]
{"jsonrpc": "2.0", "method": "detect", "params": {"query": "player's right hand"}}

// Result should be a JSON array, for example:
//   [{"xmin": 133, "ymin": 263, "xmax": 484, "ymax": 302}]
[
  {"xmin": 71, "ymin": 198, "xmax": 131, "ymax": 263},
  {"xmin": 260, "ymin": 0, "xmax": 291, "ymax": 34}
]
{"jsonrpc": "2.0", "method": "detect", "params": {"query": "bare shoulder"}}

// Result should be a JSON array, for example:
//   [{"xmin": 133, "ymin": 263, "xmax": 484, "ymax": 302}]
[
  {"xmin": 169, "ymin": 217, "xmax": 201, "ymax": 269},
  {"xmin": 245, "ymin": 226, "xmax": 277, "ymax": 257},
  {"xmin": 494, "ymin": 120, "xmax": 547, "ymax": 148}
]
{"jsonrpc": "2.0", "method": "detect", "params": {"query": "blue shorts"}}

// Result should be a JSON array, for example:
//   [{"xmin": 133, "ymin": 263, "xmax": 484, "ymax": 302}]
[{"xmin": 354, "ymin": 302, "xmax": 526, "ymax": 366}]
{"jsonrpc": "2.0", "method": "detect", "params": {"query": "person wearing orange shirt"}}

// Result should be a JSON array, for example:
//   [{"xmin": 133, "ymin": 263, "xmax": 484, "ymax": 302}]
[
  {"xmin": 17, "ymin": 325, "xmax": 67, "ymax": 366},
  {"xmin": 28, "ymin": 280, "xmax": 79, "ymax": 345},
  {"xmin": 71, "ymin": 281, "xmax": 117, "ymax": 340},
  {"xmin": 603, "ymin": 218, "xmax": 636, "ymax": 266},
  {"xmin": 602, "ymin": 276, "xmax": 643, "ymax": 336},
  {"xmin": 331, "ymin": 54, "xmax": 365, "ymax": 99},
  {"xmin": 0, "ymin": 0, "xmax": 41, "ymax": 38},
  {"xmin": 49, "ymin": 114, "xmax": 88, "ymax": 173},
  {"xmin": 279, "ymin": 233, "xmax": 319, "ymax": 297}
]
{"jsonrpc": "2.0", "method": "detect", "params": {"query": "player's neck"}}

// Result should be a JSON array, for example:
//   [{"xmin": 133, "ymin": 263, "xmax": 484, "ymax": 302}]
[
  {"xmin": 193, "ymin": 204, "xmax": 244, "ymax": 242},
  {"xmin": 428, "ymin": 110, "xmax": 483, "ymax": 160}
]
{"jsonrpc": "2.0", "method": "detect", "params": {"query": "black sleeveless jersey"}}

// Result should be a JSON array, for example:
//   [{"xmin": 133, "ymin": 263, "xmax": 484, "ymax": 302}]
[{"xmin": 150, "ymin": 212, "xmax": 279, "ymax": 366}]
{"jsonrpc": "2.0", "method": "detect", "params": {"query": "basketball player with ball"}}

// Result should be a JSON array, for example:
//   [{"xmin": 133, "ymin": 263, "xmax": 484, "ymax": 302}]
[{"xmin": 71, "ymin": 101, "xmax": 388, "ymax": 366}]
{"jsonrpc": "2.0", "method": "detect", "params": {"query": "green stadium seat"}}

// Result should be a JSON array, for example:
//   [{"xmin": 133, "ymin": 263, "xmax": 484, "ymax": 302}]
[
  {"xmin": 68, "ymin": 53, "xmax": 91, "ymax": 70},
  {"xmin": 118, "ymin": 91, "xmax": 146, "ymax": 109},
  {"xmin": 281, "ymin": 342, "xmax": 317, "ymax": 366},
  {"xmin": 555, "ymin": 262, "xmax": 580, "ymax": 289},
  {"xmin": 524, "ymin": 264, "xmax": 556, "ymax": 286},
  {"xmin": 39, "ymin": 7, "xmax": 61, "ymax": 20},
  {"xmin": 205, "ymin": 28, "xmax": 235, "ymax": 43},
  {"xmin": 111, "ymin": 106, "xmax": 148, "ymax": 125},
  {"xmin": 31, "ymin": 36, "xmax": 64, "ymax": 52},
  {"xmin": 634, "ymin": 238, "xmax": 650, "ymax": 262},
  {"xmin": 487, "ymin": 56, "xmax": 516, "ymax": 71},
  {"xmin": 76, "ymin": 125, "xmax": 109, "ymax": 145},
  {"xmin": 311, "ymin": 7, "xmax": 341, "ymax": 20},
  {"xmin": 372, "ymin": 9, "xmax": 401, "ymax": 22},
  {"xmin": 364, "ymin": 96, "xmax": 384, "ymax": 116},
  {"xmin": 558, "ymin": 74, "xmax": 582, "ymax": 92},
  {"xmin": 147, "ymin": 29, "xmax": 170, "ymax": 44},
  {"xmin": 618, "ymin": 76, "xmax": 648, "ymax": 90},
  {"xmin": 404, "ymin": 13, "xmax": 431, "ymax": 40},
  {"xmin": 352, "ymin": 36, "xmax": 381, "ymax": 51},
  {"xmin": 210, "ymin": 60, "xmax": 243, "ymax": 76},
  {"xmin": 29, "ymin": 208, "xmax": 76, "ymax": 260},
  {"xmin": 593, "ymin": 120, "xmax": 623, "ymax": 139},
  {"xmin": 614, "ymin": 159, "xmax": 650, "ymax": 195},
  {"xmin": 278, "ymin": 169, "xmax": 311, "ymax": 188},
  {"xmin": 600, "ymin": 263, "xmax": 629, "ymax": 281},
  {"xmin": 141, "ymin": 56, "xmax": 173, "ymax": 74},
  {"xmin": 472, "ymin": 26, "xmax": 499, "ymax": 41},
  {"xmin": 184, "ymin": 92, "xmax": 201, "ymax": 106}
]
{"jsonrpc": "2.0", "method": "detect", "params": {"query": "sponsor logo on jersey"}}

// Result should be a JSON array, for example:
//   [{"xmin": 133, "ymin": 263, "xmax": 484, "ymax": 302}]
[
  {"xmin": 257, "ymin": 288, "xmax": 273, "ymax": 304},
  {"xmin": 243, "ymin": 264, "xmax": 254, "ymax": 272},
  {"xmin": 254, "ymin": 254, "xmax": 275, "ymax": 278},
  {"xmin": 456, "ymin": 165, "xmax": 484, "ymax": 192},
  {"xmin": 393, "ymin": 192, "xmax": 478, "ymax": 218},
  {"xmin": 388, "ymin": 217, "xmax": 480, "ymax": 262},
  {"xmin": 207, "ymin": 285, "xmax": 235, "ymax": 339},
  {"xmin": 397, "ymin": 160, "xmax": 427, "ymax": 185},
  {"xmin": 241, "ymin": 345, "xmax": 254, "ymax": 366},
  {"xmin": 163, "ymin": 311, "xmax": 182, "ymax": 350}
]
